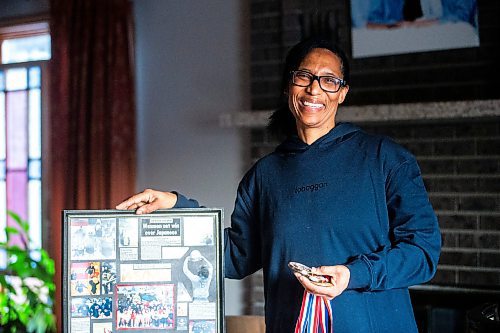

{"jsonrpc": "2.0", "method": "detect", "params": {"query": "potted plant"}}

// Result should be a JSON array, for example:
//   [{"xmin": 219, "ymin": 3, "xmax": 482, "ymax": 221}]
[{"xmin": 0, "ymin": 211, "xmax": 56, "ymax": 333}]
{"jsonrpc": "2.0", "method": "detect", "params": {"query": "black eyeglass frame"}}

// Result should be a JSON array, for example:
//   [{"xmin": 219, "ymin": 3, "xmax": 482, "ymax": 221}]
[{"xmin": 290, "ymin": 70, "xmax": 347, "ymax": 93}]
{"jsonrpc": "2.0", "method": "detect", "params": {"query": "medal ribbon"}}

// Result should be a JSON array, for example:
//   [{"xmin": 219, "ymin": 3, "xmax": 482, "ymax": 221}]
[{"xmin": 294, "ymin": 291, "xmax": 333, "ymax": 333}]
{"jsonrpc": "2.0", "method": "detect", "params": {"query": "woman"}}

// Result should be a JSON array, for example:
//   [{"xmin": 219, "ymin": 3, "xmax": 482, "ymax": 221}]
[{"xmin": 117, "ymin": 37, "xmax": 441, "ymax": 332}]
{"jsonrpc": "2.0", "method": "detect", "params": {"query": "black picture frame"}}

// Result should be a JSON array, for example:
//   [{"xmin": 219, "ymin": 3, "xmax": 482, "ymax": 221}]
[{"xmin": 62, "ymin": 208, "xmax": 224, "ymax": 333}]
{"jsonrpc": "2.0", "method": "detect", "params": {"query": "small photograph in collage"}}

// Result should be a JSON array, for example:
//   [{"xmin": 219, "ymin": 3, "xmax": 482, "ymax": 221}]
[
  {"xmin": 189, "ymin": 320, "xmax": 216, "ymax": 333},
  {"xmin": 177, "ymin": 317, "xmax": 188, "ymax": 330},
  {"xmin": 118, "ymin": 217, "xmax": 139, "ymax": 247},
  {"xmin": 92, "ymin": 322, "xmax": 112, "ymax": 333},
  {"xmin": 101, "ymin": 262, "xmax": 117, "ymax": 295},
  {"xmin": 71, "ymin": 218, "xmax": 116, "ymax": 260},
  {"xmin": 70, "ymin": 262, "xmax": 101, "ymax": 296},
  {"xmin": 183, "ymin": 217, "xmax": 214, "ymax": 246},
  {"xmin": 116, "ymin": 284, "xmax": 175, "ymax": 330},
  {"xmin": 71, "ymin": 297, "xmax": 112, "ymax": 319}
]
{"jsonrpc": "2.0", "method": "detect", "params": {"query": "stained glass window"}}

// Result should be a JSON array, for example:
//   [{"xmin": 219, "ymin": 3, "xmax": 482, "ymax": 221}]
[{"xmin": 0, "ymin": 23, "xmax": 50, "ymax": 266}]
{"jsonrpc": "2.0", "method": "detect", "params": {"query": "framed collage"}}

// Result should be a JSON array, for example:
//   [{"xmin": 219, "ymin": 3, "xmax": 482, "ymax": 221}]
[{"xmin": 62, "ymin": 209, "xmax": 224, "ymax": 333}]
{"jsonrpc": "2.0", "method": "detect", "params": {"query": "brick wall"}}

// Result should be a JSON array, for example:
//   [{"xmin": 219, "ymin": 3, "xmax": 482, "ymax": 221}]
[
  {"xmin": 250, "ymin": 0, "xmax": 500, "ymax": 108},
  {"xmin": 366, "ymin": 121, "xmax": 500, "ymax": 287},
  {"xmin": 245, "ymin": 0, "xmax": 500, "ymax": 317}
]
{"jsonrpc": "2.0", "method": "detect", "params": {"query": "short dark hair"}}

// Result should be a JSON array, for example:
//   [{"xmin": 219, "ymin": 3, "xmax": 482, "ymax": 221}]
[
  {"xmin": 198, "ymin": 265, "xmax": 210, "ymax": 279},
  {"xmin": 267, "ymin": 36, "xmax": 350, "ymax": 137}
]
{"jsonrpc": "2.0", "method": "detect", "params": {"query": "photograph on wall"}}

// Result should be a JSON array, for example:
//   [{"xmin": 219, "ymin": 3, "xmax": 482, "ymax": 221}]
[
  {"xmin": 350, "ymin": 0, "xmax": 480, "ymax": 58},
  {"xmin": 63, "ymin": 209, "xmax": 224, "ymax": 333}
]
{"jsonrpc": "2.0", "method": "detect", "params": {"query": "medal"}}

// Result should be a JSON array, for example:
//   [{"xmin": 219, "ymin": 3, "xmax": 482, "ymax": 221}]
[{"xmin": 295, "ymin": 291, "xmax": 333, "ymax": 333}]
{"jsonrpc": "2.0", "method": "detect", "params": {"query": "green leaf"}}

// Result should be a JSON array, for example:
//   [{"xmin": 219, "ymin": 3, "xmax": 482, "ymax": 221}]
[
  {"xmin": 1, "ymin": 210, "xmax": 56, "ymax": 332},
  {"xmin": 7, "ymin": 210, "xmax": 30, "ymax": 234},
  {"xmin": 5, "ymin": 225, "xmax": 20, "ymax": 236}
]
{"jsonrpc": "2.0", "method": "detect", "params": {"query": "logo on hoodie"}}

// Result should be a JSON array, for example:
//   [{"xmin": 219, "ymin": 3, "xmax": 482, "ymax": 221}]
[{"xmin": 294, "ymin": 182, "xmax": 328, "ymax": 194}]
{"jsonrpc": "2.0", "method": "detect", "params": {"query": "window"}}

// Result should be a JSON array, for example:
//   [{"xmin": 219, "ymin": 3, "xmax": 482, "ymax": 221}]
[{"xmin": 0, "ymin": 22, "xmax": 50, "ymax": 264}]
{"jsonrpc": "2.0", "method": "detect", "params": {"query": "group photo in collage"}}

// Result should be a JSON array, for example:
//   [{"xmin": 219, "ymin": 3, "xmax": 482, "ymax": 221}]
[{"xmin": 64, "ymin": 210, "xmax": 222, "ymax": 333}]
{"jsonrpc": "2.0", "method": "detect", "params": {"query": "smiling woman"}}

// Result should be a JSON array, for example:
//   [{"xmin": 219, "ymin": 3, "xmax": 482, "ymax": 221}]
[
  {"xmin": 268, "ymin": 38, "xmax": 351, "ymax": 139},
  {"xmin": 287, "ymin": 48, "xmax": 349, "ymax": 144},
  {"xmin": 116, "ymin": 36, "xmax": 441, "ymax": 333}
]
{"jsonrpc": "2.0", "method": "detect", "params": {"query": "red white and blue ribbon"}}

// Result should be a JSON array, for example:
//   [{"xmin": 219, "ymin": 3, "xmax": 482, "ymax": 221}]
[{"xmin": 295, "ymin": 291, "xmax": 333, "ymax": 333}]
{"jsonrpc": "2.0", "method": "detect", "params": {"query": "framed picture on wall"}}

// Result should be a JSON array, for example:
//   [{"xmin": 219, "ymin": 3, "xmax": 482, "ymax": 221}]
[
  {"xmin": 350, "ymin": 0, "xmax": 480, "ymax": 58},
  {"xmin": 62, "ymin": 208, "xmax": 224, "ymax": 333}
]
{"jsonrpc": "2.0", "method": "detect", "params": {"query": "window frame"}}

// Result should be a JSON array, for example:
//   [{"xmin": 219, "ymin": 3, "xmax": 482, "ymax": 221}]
[{"xmin": 0, "ymin": 20, "xmax": 51, "ymax": 254}]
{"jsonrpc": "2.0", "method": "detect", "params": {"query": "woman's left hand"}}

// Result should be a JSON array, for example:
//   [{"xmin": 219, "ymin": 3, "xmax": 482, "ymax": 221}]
[{"xmin": 294, "ymin": 265, "xmax": 350, "ymax": 300}]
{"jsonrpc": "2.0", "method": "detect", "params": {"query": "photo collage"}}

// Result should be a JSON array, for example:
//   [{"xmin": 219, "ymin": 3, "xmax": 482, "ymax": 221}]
[{"xmin": 64, "ymin": 210, "xmax": 222, "ymax": 333}]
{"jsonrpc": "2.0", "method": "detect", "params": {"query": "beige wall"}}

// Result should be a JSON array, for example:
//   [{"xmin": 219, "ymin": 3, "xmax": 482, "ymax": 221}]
[{"xmin": 133, "ymin": 0, "xmax": 250, "ymax": 315}]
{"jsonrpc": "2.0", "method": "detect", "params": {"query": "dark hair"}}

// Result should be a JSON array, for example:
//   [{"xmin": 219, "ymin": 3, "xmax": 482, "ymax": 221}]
[
  {"xmin": 267, "ymin": 37, "xmax": 350, "ymax": 137},
  {"xmin": 198, "ymin": 265, "xmax": 210, "ymax": 279}
]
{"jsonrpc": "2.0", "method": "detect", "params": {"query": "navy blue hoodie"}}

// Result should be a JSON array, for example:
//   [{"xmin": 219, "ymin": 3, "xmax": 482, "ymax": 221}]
[{"xmin": 176, "ymin": 122, "xmax": 441, "ymax": 332}]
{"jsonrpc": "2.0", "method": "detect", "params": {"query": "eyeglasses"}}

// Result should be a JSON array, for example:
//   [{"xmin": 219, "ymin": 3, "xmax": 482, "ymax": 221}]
[{"xmin": 290, "ymin": 70, "xmax": 347, "ymax": 93}]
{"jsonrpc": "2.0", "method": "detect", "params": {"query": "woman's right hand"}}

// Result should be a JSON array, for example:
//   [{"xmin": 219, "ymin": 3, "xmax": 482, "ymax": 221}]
[
  {"xmin": 115, "ymin": 189, "xmax": 177, "ymax": 214},
  {"xmin": 293, "ymin": 265, "xmax": 350, "ymax": 300}
]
